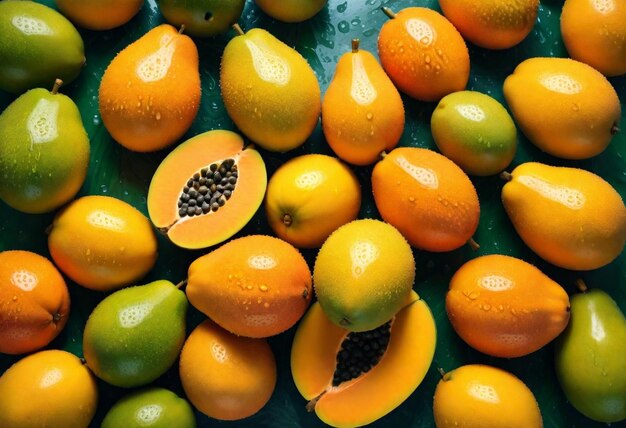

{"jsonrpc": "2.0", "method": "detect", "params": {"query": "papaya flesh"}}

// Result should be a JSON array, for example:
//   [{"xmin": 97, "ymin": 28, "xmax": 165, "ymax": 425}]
[
  {"xmin": 147, "ymin": 130, "xmax": 267, "ymax": 249},
  {"xmin": 291, "ymin": 290, "xmax": 436, "ymax": 427}
]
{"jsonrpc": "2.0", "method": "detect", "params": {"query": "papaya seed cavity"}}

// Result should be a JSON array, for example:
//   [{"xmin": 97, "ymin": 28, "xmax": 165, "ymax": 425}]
[{"xmin": 177, "ymin": 158, "xmax": 238, "ymax": 218}]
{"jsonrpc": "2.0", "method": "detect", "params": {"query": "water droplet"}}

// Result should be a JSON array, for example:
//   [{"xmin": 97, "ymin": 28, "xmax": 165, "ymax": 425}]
[
  {"xmin": 366, "ymin": 112, "xmax": 373, "ymax": 120},
  {"xmin": 337, "ymin": 1, "xmax": 347, "ymax": 13},
  {"xmin": 337, "ymin": 20, "xmax": 350, "ymax": 33},
  {"xmin": 92, "ymin": 115, "xmax": 100, "ymax": 125},
  {"xmin": 246, "ymin": 285, "xmax": 253, "ymax": 290},
  {"xmin": 408, "ymin": 196, "xmax": 415, "ymax": 202},
  {"xmin": 264, "ymin": 302, "xmax": 270, "ymax": 308},
  {"xmin": 155, "ymin": 112, "xmax": 161, "ymax": 121},
  {"xmin": 468, "ymin": 291, "xmax": 479, "ymax": 300},
  {"xmin": 12, "ymin": 295, "xmax": 17, "ymax": 302},
  {"xmin": 259, "ymin": 285, "xmax": 268, "ymax": 292}
]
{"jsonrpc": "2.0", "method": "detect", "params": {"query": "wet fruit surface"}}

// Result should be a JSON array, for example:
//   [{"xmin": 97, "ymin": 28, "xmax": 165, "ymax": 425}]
[{"xmin": 0, "ymin": 1, "xmax": 625, "ymax": 427}]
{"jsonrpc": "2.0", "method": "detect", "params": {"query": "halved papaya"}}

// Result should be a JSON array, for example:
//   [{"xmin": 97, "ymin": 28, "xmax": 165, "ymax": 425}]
[
  {"xmin": 291, "ymin": 290, "xmax": 436, "ymax": 428},
  {"xmin": 147, "ymin": 130, "xmax": 266, "ymax": 249}
]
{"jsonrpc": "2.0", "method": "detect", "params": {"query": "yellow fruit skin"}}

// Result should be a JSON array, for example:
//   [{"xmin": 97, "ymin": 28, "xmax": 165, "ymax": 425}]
[
  {"xmin": 502, "ymin": 162, "xmax": 626, "ymax": 271},
  {"xmin": 265, "ymin": 154, "xmax": 361, "ymax": 248},
  {"xmin": 0, "ymin": 350, "xmax": 98, "ymax": 428},
  {"xmin": 322, "ymin": 41, "xmax": 404, "ymax": 165},
  {"xmin": 438, "ymin": 0, "xmax": 539, "ymax": 49},
  {"xmin": 99, "ymin": 24, "xmax": 201, "ymax": 152},
  {"xmin": 313, "ymin": 219, "xmax": 415, "ymax": 332},
  {"xmin": 55, "ymin": 0, "xmax": 144, "ymax": 30},
  {"xmin": 503, "ymin": 57, "xmax": 621, "ymax": 159},
  {"xmin": 220, "ymin": 28, "xmax": 321, "ymax": 152},
  {"xmin": 179, "ymin": 319, "xmax": 276, "ymax": 421},
  {"xmin": 48, "ymin": 195, "xmax": 158, "ymax": 291},
  {"xmin": 561, "ymin": 0, "xmax": 626, "ymax": 77},
  {"xmin": 433, "ymin": 364, "xmax": 543, "ymax": 428}
]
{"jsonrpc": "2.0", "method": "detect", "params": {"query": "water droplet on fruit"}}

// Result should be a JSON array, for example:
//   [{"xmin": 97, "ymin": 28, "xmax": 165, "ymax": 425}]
[
  {"xmin": 259, "ymin": 285, "xmax": 268, "ymax": 292},
  {"xmin": 155, "ymin": 112, "xmax": 161, "ymax": 121},
  {"xmin": 366, "ymin": 112, "xmax": 373, "ymax": 120}
]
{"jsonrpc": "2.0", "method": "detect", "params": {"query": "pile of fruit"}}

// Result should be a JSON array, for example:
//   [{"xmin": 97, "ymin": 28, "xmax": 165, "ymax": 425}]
[{"xmin": 0, "ymin": 0, "xmax": 625, "ymax": 427}]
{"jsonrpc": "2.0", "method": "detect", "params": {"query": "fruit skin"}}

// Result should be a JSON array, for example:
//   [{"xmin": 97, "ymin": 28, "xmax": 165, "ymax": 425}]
[
  {"xmin": 0, "ymin": 0, "xmax": 85, "ymax": 94},
  {"xmin": 55, "ymin": 0, "xmax": 144, "ymax": 30},
  {"xmin": 254, "ymin": 0, "xmax": 327, "ymax": 23},
  {"xmin": 83, "ymin": 280, "xmax": 187, "ymax": 388},
  {"xmin": 433, "ymin": 364, "xmax": 543, "ymax": 427},
  {"xmin": 372, "ymin": 147, "xmax": 480, "ymax": 252},
  {"xmin": 187, "ymin": 235, "xmax": 312, "ymax": 338},
  {"xmin": 220, "ymin": 27, "xmax": 321, "ymax": 152},
  {"xmin": 438, "ymin": 0, "xmax": 539, "ymax": 50},
  {"xmin": 265, "ymin": 154, "xmax": 361, "ymax": 248},
  {"xmin": 555, "ymin": 289, "xmax": 626, "ymax": 423},
  {"xmin": 179, "ymin": 319, "xmax": 277, "ymax": 420},
  {"xmin": 446, "ymin": 254, "xmax": 570, "ymax": 358},
  {"xmin": 0, "ymin": 250, "xmax": 70, "ymax": 355},
  {"xmin": 561, "ymin": 0, "xmax": 626, "ymax": 76},
  {"xmin": 0, "ymin": 349, "xmax": 98, "ymax": 428},
  {"xmin": 378, "ymin": 7, "xmax": 469, "ymax": 102},
  {"xmin": 501, "ymin": 162, "xmax": 626, "ymax": 271},
  {"xmin": 0, "ymin": 86, "xmax": 90, "ymax": 214},
  {"xmin": 48, "ymin": 195, "xmax": 158, "ymax": 291},
  {"xmin": 158, "ymin": 0, "xmax": 245, "ymax": 37},
  {"xmin": 292, "ymin": 291, "xmax": 436, "ymax": 428},
  {"xmin": 313, "ymin": 219, "xmax": 414, "ymax": 332},
  {"xmin": 503, "ymin": 57, "xmax": 621, "ymax": 159},
  {"xmin": 322, "ymin": 39, "xmax": 405, "ymax": 166},
  {"xmin": 147, "ymin": 130, "xmax": 267, "ymax": 250},
  {"xmin": 431, "ymin": 91, "xmax": 517, "ymax": 176},
  {"xmin": 101, "ymin": 387, "xmax": 196, "ymax": 428},
  {"xmin": 99, "ymin": 24, "xmax": 201, "ymax": 152}
]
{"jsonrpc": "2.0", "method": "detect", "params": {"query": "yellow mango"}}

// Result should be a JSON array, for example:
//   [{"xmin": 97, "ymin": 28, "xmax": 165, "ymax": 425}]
[
  {"xmin": 322, "ymin": 39, "xmax": 404, "ymax": 165},
  {"xmin": 501, "ymin": 162, "xmax": 626, "ymax": 271},
  {"xmin": 503, "ymin": 57, "xmax": 620, "ymax": 159}
]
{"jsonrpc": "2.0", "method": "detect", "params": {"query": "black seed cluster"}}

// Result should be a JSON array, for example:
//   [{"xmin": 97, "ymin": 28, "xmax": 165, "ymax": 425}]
[
  {"xmin": 177, "ymin": 159, "xmax": 238, "ymax": 218},
  {"xmin": 332, "ymin": 321, "xmax": 392, "ymax": 386}
]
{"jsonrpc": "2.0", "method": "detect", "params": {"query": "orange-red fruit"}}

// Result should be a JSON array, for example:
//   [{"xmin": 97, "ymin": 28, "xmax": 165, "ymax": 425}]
[
  {"xmin": 179, "ymin": 319, "xmax": 276, "ymax": 420},
  {"xmin": 291, "ymin": 290, "xmax": 436, "ymax": 427},
  {"xmin": 446, "ymin": 254, "xmax": 570, "ymax": 358},
  {"xmin": 186, "ymin": 235, "xmax": 312, "ymax": 338},
  {"xmin": 378, "ymin": 7, "xmax": 470, "ymax": 101},
  {"xmin": 99, "ymin": 24, "xmax": 200, "ymax": 152},
  {"xmin": 372, "ymin": 147, "xmax": 480, "ymax": 252},
  {"xmin": 0, "ymin": 250, "xmax": 70, "ymax": 355},
  {"xmin": 147, "ymin": 130, "xmax": 267, "ymax": 250}
]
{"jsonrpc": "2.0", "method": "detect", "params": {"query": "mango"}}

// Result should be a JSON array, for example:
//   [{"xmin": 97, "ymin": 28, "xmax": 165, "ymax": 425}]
[
  {"xmin": 187, "ymin": 235, "xmax": 312, "ymax": 338},
  {"xmin": 0, "ymin": 0, "xmax": 85, "ymax": 94},
  {"xmin": 433, "ymin": 364, "xmax": 543, "ymax": 427},
  {"xmin": 254, "ymin": 0, "xmax": 327, "ymax": 23},
  {"xmin": 501, "ymin": 162, "xmax": 626, "ymax": 271},
  {"xmin": 503, "ymin": 57, "xmax": 621, "ymax": 159},
  {"xmin": 446, "ymin": 254, "xmax": 570, "ymax": 358},
  {"xmin": 179, "ymin": 319, "xmax": 276, "ymax": 420},
  {"xmin": 82, "ymin": 280, "xmax": 187, "ymax": 388},
  {"xmin": 55, "ymin": 0, "xmax": 144, "ymax": 30},
  {"xmin": 313, "ymin": 219, "xmax": 414, "ymax": 332},
  {"xmin": 555, "ymin": 288, "xmax": 626, "ymax": 423},
  {"xmin": 322, "ymin": 39, "xmax": 404, "ymax": 166},
  {"xmin": 292, "ymin": 291, "xmax": 436, "ymax": 427},
  {"xmin": 0, "ymin": 81, "xmax": 89, "ymax": 214},
  {"xmin": 102, "ymin": 387, "xmax": 196, "ymax": 428},
  {"xmin": 0, "ymin": 350, "xmax": 98, "ymax": 428},
  {"xmin": 220, "ymin": 25, "xmax": 321, "ymax": 152},
  {"xmin": 158, "ymin": 0, "xmax": 245, "ymax": 36},
  {"xmin": 99, "ymin": 24, "xmax": 201, "ymax": 152}
]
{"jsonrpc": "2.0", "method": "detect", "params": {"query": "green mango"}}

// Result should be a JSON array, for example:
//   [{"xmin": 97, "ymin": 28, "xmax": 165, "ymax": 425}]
[
  {"xmin": 0, "ymin": 0, "xmax": 85, "ymax": 94},
  {"xmin": 102, "ymin": 387, "xmax": 196, "ymax": 428},
  {"xmin": 157, "ymin": 0, "xmax": 245, "ymax": 37},
  {"xmin": 555, "ymin": 289, "xmax": 626, "ymax": 423},
  {"xmin": 0, "ymin": 81, "xmax": 89, "ymax": 213},
  {"xmin": 83, "ymin": 280, "xmax": 188, "ymax": 388}
]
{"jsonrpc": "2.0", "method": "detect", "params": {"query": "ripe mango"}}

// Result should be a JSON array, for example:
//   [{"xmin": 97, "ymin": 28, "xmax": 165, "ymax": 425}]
[{"xmin": 501, "ymin": 162, "xmax": 626, "ymax": 271}]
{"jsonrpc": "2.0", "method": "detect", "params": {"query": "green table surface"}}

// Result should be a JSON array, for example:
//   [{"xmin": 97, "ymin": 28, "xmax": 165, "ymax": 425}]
[{"xmin": 1, "ymin": 0, "xmax": 625, "ymax": 427}]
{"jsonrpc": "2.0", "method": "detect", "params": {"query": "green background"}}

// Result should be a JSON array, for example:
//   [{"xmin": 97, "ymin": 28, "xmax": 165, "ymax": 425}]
[{"xmin": 1, "ymin": 0, "xmax": 625, "ymax": 426}]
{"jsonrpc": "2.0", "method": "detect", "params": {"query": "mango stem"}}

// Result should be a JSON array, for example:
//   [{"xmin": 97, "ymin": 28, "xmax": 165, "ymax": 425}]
[
  {"xmin": 438, "ymin": 367, "xmax": 451, "ymax": 381},
  {"xmin": 379, "ymin": 150, "xmax": 387, "ymax": 160},
  {"xmin": 351, "ymin": 39, "xmax": 360, "ymax": 53},
  {"xmin": 611, "ymin": 124, "xmax": 620, "ymax": 135},
  {"xmin": 467, "ymin": 238, "xmax": 480, "ymax": 251},
  {"xmin": 576, "ymin": 278, "xmax": 588, "ymax": 293},
  {"xmin": 232, "ymin": 23, "xmax": 245, "ymax": 36},
  {"xmin": 381, "ymin": 7, "xmax": 396, "ymax": 19},
  {"xmin": 500, "ymin": 171, "xmax": 512, "ymax": 182},
  {"xmin": 176, "ymin": 279, "xmax": 187, "ymax": 290},
  {"xmin": 51, "ymin": 79, "xmax": 63, "ymax": 94},
  {"xmin": 178, "ymin": 24, "xmax": 186, "ymax": 34}
]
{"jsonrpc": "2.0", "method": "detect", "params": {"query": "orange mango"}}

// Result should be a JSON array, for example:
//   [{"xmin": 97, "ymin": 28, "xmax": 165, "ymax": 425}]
[
  {"xmin": 502, "ymin": 162, "xmax": 626, "ymax": 270},
  {"xmin": 55, "ymin": 0, "xmax": 144, "ymax": 30},
  {"xmin": 99, "ymin": 24, "xmax": 201, "ymax": 152},
  {"xmin": 322, "ymin": 39, "xmax": 404, "ymax": 165},
  {"xmin": 446, "ymin": 254, "xmax": 570, "ymax": 358}
]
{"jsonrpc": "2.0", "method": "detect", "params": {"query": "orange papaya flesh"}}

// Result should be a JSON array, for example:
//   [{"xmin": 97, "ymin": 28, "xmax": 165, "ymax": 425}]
[{"xmin": 147, "ymin": 130, "xmax": 266, "ymax": 249}]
